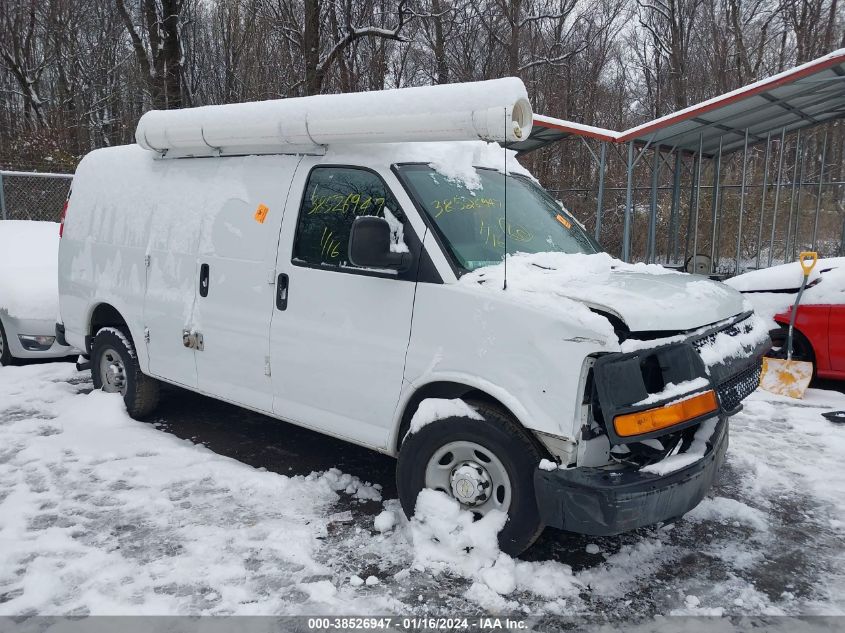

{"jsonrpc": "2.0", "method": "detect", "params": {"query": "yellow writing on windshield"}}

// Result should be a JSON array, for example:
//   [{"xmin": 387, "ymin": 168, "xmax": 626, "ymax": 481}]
[
  {"xmin": 432, "ymin": 196, "xmax": 502, "ymax": 218},
  {"xmin": 477, "ymin": 217, "xmax": 533, "ymax": 249}
]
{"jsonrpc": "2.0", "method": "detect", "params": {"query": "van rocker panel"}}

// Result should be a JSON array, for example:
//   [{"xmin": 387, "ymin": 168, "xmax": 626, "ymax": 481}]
[{"xmin": 534, "ymin": 418, "xmax": 728, "ymax": 536}]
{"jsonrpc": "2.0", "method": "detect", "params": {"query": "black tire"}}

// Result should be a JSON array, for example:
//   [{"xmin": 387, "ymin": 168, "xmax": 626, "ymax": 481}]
[
  {"xmin": 768, "ymin": 327, "xmax": 815, "ymax": 365},
  {"xmin": 91, "ymin": 327, "xmax": 160, "ymax": 418},
  {"xmin": 396, "ymin": 400, "xmax": 545, "ymax": 556},
  {"xmin": 0, "ymin": 318, "xmax": 16, "ymax": 366}
]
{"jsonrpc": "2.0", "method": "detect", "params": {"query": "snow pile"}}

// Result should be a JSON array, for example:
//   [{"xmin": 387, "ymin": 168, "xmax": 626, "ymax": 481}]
[
  {"xmin": 0, "ymin": 220, "xmax": 60, "ymax": 320},
  {"xmin": 725, "ymin": 257, "xmax": 845, "ymax": 292},
  {"xmin": 408, "ymin": 398, "xmax": 482, "ymax": 436},
  {"xmin": 409, "ymin": 490, "xmax": 581, "ymax": 601},
  {"xmin": 695, "ymin": 313, "xmax": 770, "ymax": 367},
  {"xmin": 725, "ymin": 257, "xmax": 845, "ymax": 326},
  {"xmin": 321, "ymin": 468, "xmax": 382, "ymax": 502},
  {"xmin": 640, "ymin": 418, "xmax": 718, "ymax": 475},
  {"xmin": 373, "ymin": 510, "xmax": 397, "ymax": 533},
  {"xmin": 685, "ymin": 497, "xmax": 769, "ymax": 533}
]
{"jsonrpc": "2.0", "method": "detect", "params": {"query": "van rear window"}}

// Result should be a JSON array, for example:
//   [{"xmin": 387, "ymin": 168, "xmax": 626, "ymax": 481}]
[{"xmin": 293, "ymin": 167, "xmax": 405, "ymax": 268}]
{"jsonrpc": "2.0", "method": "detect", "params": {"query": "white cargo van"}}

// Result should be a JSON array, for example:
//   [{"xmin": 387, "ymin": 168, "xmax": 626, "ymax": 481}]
[{"xmin": 57, "ymin": 79, "xmax": 769, "ymax": 554}]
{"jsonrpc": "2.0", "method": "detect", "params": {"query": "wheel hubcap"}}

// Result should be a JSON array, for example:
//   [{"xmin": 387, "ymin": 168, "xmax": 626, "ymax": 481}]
[
  {"xmin": 99, "ymin": 347, "xmax": 127, "ymax": 395},
  {"xmin": 425, "ymin": 441, "xmax": 512, "ymax": 515}
]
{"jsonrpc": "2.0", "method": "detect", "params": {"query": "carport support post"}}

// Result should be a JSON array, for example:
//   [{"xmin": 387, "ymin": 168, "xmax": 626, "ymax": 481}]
[
  {"xmin": 785, "ymin": 130, "xmax": 802, "ymax": 261},
  {"xmin": 791, "ymin": 139, "xmax": 808, "ymax": 260},
  {"xmin": 734, "ymin": 129, "xmax": 750, "ymax": 275},
  {"xmin": 622, "ymin": 141, "xmax": 634, "ymax": 262},
  {"xmin": 595, "ymin": 143, "xmax": 607, "ymax": 242},
  {"xmin": 684, "ymin": 152, "xmax": 700, "ymax": 265},
  {"xmin": 755, "ymin": 133, "xmax": 771, "ymax": 269},
  {"xmin": 692, "ymin": 134, "xmax": 704, "ymax": 268},
  {"xmin": 648, "ymin": 145, "xmax": 661, "ymax": 263},
  {"xmin": 0, "ymin": 172, "xmax": 6, "ymax": 221},
  {"xmin": 812, "ymin": 129, "xmax": 828, "ymax": 250},
  {"xmin": 668, "ymin": 152, "xmax": 683, "ymax": 264},
  {"xmin": 840, "ymin": 199, "xmax": 845, "ymax": 256},
  {"xmin": 709, "ymin": 137, "xmax": 723, "ymax": 273},
  {"xmin": 768, "ymin": 128, "xmax": 787, "ymax": 267}
]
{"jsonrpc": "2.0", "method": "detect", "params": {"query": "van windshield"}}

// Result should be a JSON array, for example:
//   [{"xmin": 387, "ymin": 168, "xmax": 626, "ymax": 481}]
[{"xmin": 396, "ymin": 164, "xmax": 599, "ymax": 271}]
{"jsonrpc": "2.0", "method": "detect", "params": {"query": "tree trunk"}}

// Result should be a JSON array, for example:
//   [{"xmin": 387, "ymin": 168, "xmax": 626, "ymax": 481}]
[
  {"xmin": 431, "ymin": 0, "xmax": 449, "ymax": 84},
  {"xmin": 303, "ymin": 0, "xmax": 322, "ymax": 95}
]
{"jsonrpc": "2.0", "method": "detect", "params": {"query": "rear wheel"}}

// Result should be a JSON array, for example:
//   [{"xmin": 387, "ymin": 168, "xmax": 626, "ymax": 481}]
[
  {"xmin": 0, "ymin": 318, "xmax": 16, "ymax": 366},
  {"xmin": 91, "ymin": 327, "xmax": 160, "ymax": 418},
  {"xmin": 396, "ymin": 400, "xmax": 545, "ymax": 556}
]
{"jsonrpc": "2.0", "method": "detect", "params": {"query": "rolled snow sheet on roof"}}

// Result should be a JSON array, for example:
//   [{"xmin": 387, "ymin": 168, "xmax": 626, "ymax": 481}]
[{"xmin": 136, "ymin": 78, "xmax": 533, "ymax": 158}]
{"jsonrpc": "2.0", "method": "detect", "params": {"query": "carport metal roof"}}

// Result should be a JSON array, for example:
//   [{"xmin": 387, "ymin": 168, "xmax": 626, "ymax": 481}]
[{"xmin": 510, "ymin": 48, "xmax": 845, "ymax": 156}]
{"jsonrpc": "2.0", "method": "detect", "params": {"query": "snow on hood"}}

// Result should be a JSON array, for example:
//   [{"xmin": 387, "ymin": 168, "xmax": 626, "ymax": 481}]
[
  {"xmin": 0, "ymin": 220, "xmax": 60, "ymax": 321},
  {"xmin": 323, "ymin": 141, "xmax": 533, "ymax": 189},
  {"xmin": 460, "ymin": 252, "xmax": 748, "ymax": 333}
]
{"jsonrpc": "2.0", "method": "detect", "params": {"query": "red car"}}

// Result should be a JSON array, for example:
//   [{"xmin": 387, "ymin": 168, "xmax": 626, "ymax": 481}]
[{"xmin": 726, "ymin": 257, "xmax": 845, "ymax": 381}]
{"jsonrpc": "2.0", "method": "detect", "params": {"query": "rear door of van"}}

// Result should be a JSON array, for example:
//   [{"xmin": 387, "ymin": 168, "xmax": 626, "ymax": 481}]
[
  {"xmin": 192, "ymin": 155, "xmax": 302, "ymax": 411},
  {"xmin": 268, "ymin": 159, "xmax": 419, "ymax": 449}
]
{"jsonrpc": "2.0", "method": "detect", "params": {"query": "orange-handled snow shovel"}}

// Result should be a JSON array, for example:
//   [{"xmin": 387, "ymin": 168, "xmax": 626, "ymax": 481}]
[{"xmin": 760, "ymin": 251, "xmax": 818, "ymax": 399}]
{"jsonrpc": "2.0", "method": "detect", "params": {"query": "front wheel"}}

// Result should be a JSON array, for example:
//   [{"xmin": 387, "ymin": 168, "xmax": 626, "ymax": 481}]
[
  {"xmin": 396, "ymin": 400, "xmax": 545, "ymax": 556},
  {"xmin": 91, "ymin": 327, "xmax": 160, "ymax": 418}
]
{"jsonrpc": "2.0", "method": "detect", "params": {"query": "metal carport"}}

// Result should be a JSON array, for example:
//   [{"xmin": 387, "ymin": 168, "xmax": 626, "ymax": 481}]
[{"xmin": 509, "ymin": 48, "xmax": 845, "ymax": 273}]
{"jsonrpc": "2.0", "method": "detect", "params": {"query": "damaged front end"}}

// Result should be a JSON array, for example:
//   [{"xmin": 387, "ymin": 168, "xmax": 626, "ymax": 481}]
[{"xmin": 534, "ymin": 311, "xmax": 769, "ymax": 536}]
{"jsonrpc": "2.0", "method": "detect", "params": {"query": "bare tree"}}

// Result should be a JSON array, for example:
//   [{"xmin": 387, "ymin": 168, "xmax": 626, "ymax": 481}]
[{"xmin": 115, "ymin": 0, "xmax": 187, "ymax": 109}]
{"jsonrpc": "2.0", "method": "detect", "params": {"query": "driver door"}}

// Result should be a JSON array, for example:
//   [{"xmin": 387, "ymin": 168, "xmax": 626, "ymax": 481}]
[{"xmin": 269, "ymin": 162, "xmax": 418, "ymax": 450}]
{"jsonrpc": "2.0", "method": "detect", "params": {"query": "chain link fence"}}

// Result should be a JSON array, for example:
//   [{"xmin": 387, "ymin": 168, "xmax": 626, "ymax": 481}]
[{"xmin": 0, "ymin": 171, "xmax": 73, "ymax": 223}]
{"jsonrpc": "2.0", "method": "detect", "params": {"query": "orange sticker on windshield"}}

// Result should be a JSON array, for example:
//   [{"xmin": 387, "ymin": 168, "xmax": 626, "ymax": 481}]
[
  {"xmin": 254, "ymin": 203, "xmax": 269, "ymax": 224},
  {"xmin": 555, "ymin": 214, "xmax": 572, "ymax": 229}
]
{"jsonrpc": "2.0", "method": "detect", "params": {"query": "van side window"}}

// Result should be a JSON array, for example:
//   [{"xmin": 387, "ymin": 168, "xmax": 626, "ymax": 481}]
[{"xmin": 293, "ymin": 167, "xmax": 405, "ymax": 268}]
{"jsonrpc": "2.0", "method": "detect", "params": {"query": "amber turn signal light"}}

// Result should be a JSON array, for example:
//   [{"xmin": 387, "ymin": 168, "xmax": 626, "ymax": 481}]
[{"xmin": 614, "ymin": 390, "xmax": 718, "ymax": 438}]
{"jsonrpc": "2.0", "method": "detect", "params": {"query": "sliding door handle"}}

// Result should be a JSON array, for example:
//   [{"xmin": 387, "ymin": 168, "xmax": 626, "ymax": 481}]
[
  {"xmin": 199, "ymin": 263, "xmax": 210, "ymax": 297},
  {"xmin": 276, "ymin": 273, "xmax": 289, "ymax": 310}
]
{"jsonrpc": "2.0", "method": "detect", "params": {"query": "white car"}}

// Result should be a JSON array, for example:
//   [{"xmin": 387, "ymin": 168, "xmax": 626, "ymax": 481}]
[
  {"xmin": 0, "ymin": 220, "xmax": 77, "ymax": 365},
  {"xmin": 56, "ymin": 79, "xmax": 769, "ymax": 554}
]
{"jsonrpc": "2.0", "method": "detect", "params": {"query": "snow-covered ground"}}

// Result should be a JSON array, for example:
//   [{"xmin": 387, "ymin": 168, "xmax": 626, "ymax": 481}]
[{"xmin": 2, "ymin": 361, "xmax": 845, "ymax": 620}]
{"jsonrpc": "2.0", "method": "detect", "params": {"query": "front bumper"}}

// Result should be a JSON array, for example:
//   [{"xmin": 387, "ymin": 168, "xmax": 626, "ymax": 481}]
[
  {"xmin": 535, "ymin": 417, "xmax": 728, "ymax": 535},
  {"xmin": 2, "ymin": 314, "xmax": 77, "ymax": 359}
]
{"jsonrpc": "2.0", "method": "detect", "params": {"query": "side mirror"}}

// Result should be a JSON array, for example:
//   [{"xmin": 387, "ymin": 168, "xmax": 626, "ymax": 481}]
[{"xmin": 348, "ymin": 216, "xmax": 413, "ymax": 272}]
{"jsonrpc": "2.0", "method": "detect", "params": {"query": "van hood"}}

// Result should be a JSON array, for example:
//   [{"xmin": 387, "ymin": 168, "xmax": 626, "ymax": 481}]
[
  {"xmin": 461, "ymin": 252, "xmax": 748, "ymax": 333},
  {"xmin": 549, "ymin": 270, "xmax": 747, "ymax": 332}
]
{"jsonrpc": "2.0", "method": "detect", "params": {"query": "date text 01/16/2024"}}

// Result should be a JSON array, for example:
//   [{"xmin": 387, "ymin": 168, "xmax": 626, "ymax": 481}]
[{"xmin": 306, "ymin": 617, "xmax": 528, "ymax": 630}]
